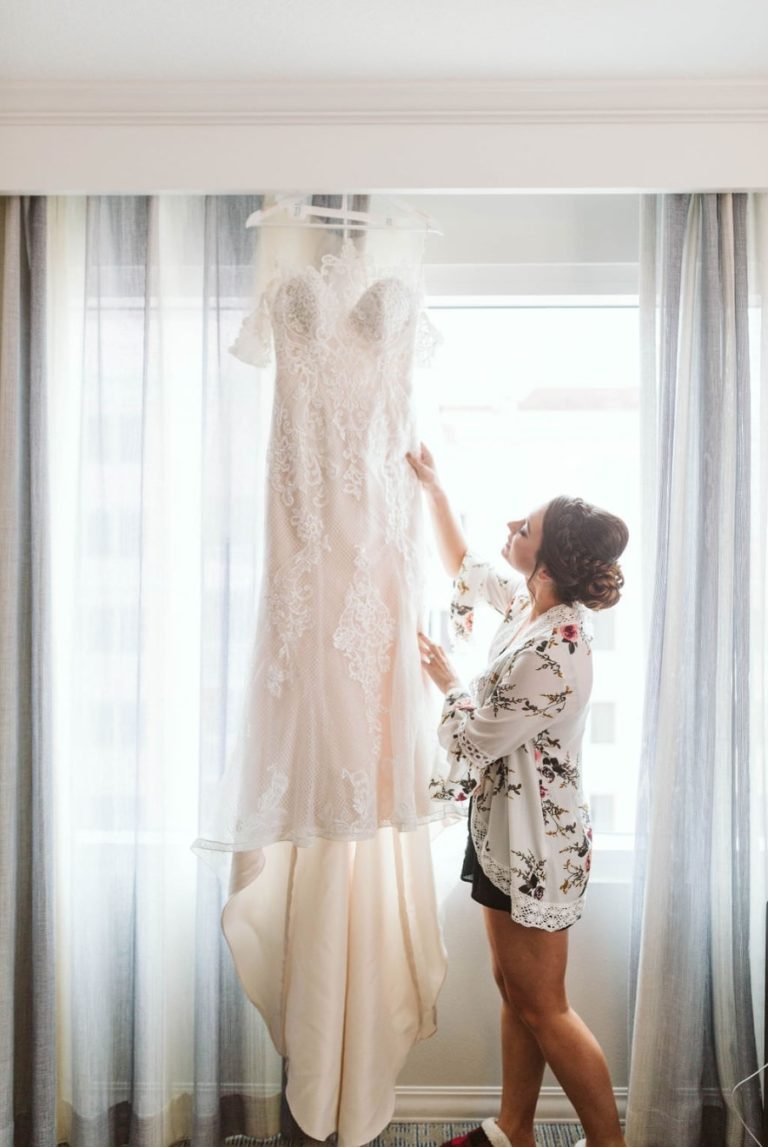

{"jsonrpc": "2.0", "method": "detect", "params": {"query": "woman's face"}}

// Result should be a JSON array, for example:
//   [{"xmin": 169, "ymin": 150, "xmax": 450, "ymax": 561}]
[{"xmin": 501, "ymin": 505, "xmax": 548, "ymax": 576}]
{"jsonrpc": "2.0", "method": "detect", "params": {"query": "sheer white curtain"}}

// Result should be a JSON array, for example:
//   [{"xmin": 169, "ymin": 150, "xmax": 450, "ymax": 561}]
[
  {"xmin": 628, "ymin": 194, "xmax": 764, "ymax": 1147},
  {"xmin": 47, "ymin": 195, "xmax": 281, "ymax": 1147}
]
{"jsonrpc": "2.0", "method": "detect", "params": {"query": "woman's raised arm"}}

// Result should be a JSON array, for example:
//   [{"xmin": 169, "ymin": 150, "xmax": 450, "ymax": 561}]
[{"xmin": 406, "ymin": 443, "xmax": 467, "ymax": 577}]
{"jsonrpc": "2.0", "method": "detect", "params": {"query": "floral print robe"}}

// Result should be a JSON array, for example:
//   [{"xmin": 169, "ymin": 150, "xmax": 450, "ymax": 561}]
[{"xmin": 431, "ymin": 552, "xmax": 594, "ymax": 931}]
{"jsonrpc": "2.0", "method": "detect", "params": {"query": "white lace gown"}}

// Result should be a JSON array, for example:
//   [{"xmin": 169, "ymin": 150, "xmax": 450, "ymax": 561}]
[{"xmin": 193, "ymin": 234, "xmax": 448, "ymax": 1147}]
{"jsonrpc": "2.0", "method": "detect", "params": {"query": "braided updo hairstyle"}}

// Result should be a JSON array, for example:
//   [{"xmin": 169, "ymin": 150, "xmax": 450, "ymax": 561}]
[{"xmin": 534, "ymin": 496, "xmax": 629, "ymax": 611}]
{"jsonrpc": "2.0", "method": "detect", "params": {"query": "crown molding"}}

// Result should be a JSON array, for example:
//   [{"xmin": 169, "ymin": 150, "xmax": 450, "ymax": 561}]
[{"xmin": 2, "ymin": 78, "xmax": 768, "ymax": 125}]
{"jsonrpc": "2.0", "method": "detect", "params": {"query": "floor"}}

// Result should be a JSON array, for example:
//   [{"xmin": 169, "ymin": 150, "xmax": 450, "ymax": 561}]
[
  {"xmin": 368, "ymin": 1123, "xmax": 584, "ymax": 1147},
  {"xmin": 223, "ymin": 1125, "xmax": 585, "ymax": 1147}
]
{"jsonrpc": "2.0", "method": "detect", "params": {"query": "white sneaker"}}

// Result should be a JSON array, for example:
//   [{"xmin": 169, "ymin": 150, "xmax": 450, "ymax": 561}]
[{"xmin": 573, "ymin": 1140, "xmax": 586, "ymax": 1147}]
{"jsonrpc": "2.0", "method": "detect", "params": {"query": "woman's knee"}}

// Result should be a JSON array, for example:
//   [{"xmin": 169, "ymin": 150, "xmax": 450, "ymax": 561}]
[{"xmin": 512, "ymin": 992, "xmax": 569, "ymax": 1034}]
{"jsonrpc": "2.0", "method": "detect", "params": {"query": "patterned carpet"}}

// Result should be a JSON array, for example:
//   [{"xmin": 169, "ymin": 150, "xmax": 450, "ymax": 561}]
[
  {"xmin": 223, "ymin": 1124, "xmax": 585, "ymax": 1147},
  {"xmin": 369, "ymin": 1123, "xmax": 584, "ymax": 1147}
]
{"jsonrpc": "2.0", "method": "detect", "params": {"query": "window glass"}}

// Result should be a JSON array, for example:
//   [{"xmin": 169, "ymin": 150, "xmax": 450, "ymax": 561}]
[{"xmin": 417, "ymin": 301, "xmax": 642, "ymax": 839}]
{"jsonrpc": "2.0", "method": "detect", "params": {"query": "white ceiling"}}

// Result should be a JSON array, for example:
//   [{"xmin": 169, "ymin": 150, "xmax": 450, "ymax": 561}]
[{"xmin": 2, "ymin": 0, "xmax": 767, "ymax": 84}]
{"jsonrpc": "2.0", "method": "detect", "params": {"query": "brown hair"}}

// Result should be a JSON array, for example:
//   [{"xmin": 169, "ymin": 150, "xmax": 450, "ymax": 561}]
[{"xmin": 534, "ymin": 496, "xmax": 629, "ymax": 611}]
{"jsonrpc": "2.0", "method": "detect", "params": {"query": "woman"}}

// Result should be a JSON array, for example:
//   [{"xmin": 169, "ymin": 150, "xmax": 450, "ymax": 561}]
[{"xmin": 406, "ymin": 444, "xmax": 629, "ymax": 1147}]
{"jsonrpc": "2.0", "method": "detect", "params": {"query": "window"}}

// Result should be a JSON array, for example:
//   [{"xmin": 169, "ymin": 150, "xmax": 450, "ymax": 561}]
[
  {"xmin": 417, "ymin": 297, "xmax": 643, "ymax": 844},
  {"xmin": 591, "ymin": 702, "xmax": 617, "ymax": 745}
]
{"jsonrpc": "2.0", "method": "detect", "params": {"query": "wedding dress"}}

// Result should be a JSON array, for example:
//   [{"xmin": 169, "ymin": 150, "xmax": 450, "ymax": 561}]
[{"xmin": 193, "ymin": 230, "xmax": 448, "ymax": 1146}]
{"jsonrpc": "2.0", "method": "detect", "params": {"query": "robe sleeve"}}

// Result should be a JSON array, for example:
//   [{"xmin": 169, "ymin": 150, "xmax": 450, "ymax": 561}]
[
  {"xmin": 229, "ymin": 290, "xmax": 273, "ymax": 368},
  {"xmin": 450, "ymin": 551, "xmax": 521, "ymax": 641},
  {"xmin": 437, "ymin": 644, "xmax": 574, "ymax": 786}
]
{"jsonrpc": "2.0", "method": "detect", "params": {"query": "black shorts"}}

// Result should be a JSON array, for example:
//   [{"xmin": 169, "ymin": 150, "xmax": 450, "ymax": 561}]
[{"xmin": 461, "ymin": 823, "xmax": 512, "ymax": 913}]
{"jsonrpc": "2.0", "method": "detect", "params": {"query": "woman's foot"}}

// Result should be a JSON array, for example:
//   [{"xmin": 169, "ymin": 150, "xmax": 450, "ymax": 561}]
[
  {"xmin": 440, "ymin": 1120, "xmax": 523, "ymax": 1147},
  {"xmin": 440, "ymin": 1126, "xmax": 495, "ymax": 1147}
]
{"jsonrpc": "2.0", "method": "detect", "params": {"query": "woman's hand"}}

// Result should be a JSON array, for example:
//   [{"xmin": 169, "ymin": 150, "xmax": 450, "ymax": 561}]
[
  {"xmin": 418, "ymin": 631, "xmax": 462, "ymax": 695},
  {"xmin": 406, "ymin": 443, "xmax": 440, "ymax": 493}
]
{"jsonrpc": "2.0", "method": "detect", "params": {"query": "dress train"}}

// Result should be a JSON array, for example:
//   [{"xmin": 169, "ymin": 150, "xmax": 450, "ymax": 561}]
[{"xmin": 222, "ymin": 825, "xmax": 447, "ymax": 1146}]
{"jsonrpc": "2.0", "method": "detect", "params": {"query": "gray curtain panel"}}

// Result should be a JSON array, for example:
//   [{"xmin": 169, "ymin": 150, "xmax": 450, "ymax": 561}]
[
  {"xmin": 0, "ymin": 197, "xmax": 55, "ymax": 1147},
  {"xmin": 628, "ymin": 194, "xmax": 762, "ymax": 1147}
]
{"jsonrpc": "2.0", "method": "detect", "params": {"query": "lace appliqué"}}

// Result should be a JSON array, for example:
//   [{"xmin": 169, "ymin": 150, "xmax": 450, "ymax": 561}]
[
  {"xmin": 348, "ymin": 276, "xmax": 414, "ymax": 347},
  {"xmin": 333, "ymin": 547, "xmax": 396, "ymax": 760},
  {"xmin": 269, "ymin": 400, "xmax": 331, "ymax": 509},
  {"xmin": 266, "ymin": 507, "xmax": 330, "ymax": 697},
  {"xmin": 341, "ymin": 769, "xmax": 373, "ymax": 820},
  {"xmin": 414, "ymin": 310, "xmax": 443, "ymax": 368},
  {"xmin": 314, "ymin": 769, "xmax": 377, "ymax": 837},
  {"xmin": 234, "ymin": 765, "xmax": 289, "ymax": 834}
]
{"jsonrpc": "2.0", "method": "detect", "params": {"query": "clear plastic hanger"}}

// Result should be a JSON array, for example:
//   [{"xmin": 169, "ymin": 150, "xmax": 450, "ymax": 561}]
[{"xmin": 245, "ymin": 193, "xmax": 443, "ymax": 236}]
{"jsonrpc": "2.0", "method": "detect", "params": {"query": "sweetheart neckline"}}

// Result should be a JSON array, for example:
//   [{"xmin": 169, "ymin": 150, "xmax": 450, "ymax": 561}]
[{"xmin": 273, "ymin": 269, "xmax": 414, "ymax": 314}]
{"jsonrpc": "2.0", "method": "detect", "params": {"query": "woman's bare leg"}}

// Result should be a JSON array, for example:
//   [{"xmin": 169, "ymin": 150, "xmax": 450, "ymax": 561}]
[
  {"xmin": 484, "ymin": 907, "xmax": 626, "ymax": 1147},
  {"xmin": 483, "ymin": 910, "xmax": 545, "ymax": 1147}
]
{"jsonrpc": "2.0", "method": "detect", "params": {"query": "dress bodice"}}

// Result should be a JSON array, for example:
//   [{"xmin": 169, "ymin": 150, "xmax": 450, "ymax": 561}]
[
  {"xmin": 273, "ymin": 272, "xmax": 417, "ymax": 349},
  {"xmin": 230, "ymin": 238, "xmax": 440, "ymax": 373}
]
